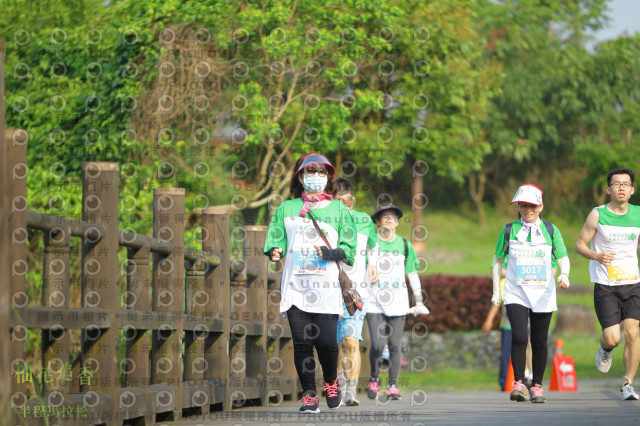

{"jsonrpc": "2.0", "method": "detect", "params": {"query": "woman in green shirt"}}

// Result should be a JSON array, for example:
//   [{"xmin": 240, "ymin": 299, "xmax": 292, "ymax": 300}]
[{"xmin": 264, "ymin": 153, "xmax": 357, "ymax": 413}]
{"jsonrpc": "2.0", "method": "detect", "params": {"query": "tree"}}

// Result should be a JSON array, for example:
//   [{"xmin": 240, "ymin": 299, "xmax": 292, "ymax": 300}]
[{"xmin": 472, "ymin": 0, "xmax": 609, "ymax": 219}]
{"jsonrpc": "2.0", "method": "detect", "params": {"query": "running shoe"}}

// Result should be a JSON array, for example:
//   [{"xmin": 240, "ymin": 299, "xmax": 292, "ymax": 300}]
[
  {"xmin": 366, "ymin": 378, "xmax": 380, "ymax": 399},
  {"xmin": 345, "ymin": 397, "xmax": 360, "ymax": 406},
  {"xmin": 323, "ymin": 377, "xmax": 342, "ymax": 409},
  {"xmin": 299, "ymin": 391, "xmax": 320, "ymax": 413},
  {"xmin": 509, "ymin": 380, "xmax": 530, "ymax": 402},
  {"xmin": 621, "ymin": 383, "xmax": 640, "ymax": 400},
  {"xmin": 596, "ymin": 346, "xmax": 612, "ymax": 373},
  {"xmin": 530, "ymin": 385, "xmax": 546, "ymax": 403},
  {"xmin": 386, "ymin": 384, "xmax": 402, "ymax": 400}
]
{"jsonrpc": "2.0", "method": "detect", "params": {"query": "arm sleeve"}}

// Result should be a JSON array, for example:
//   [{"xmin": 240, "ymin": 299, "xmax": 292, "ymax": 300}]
[
  {"xmin": 405, "ymin": 240, "xmax": 418, "ymax": 274},
  {"xmin": 407, "ymin": 271, "xmax": 423, "ymax": 303},
  {"xmin": 367, "ymin": 242, "xmax": 379, "ymax": 265},
  {"xmin": 320, "ymin": 247, "xmax": 346, "ymax": 262},
  {"xmin": 557, "ymin": 256, "xmax": 570, "ymax": 276},
  {"xmin": 337, "ymin": 203, "xmax": 357, "ymax": 266},
  {"xmin": 264, "ymin": 205, "xmax": 287, "ymax": 257},
  {"xmin": 491, "ymin": 255, "xmax": 504, "ymax": 305}
]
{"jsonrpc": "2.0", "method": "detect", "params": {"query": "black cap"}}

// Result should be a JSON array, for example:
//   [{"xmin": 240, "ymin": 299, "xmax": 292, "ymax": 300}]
[{"xmin": 371, "ymin": 205, "xmax": 403, "ymax": 223}]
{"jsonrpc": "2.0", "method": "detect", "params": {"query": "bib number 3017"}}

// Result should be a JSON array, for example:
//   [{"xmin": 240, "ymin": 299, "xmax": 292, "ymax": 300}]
[{"xmin": 515, "ymin": 264, "xmax": 547, "ymax": 286}]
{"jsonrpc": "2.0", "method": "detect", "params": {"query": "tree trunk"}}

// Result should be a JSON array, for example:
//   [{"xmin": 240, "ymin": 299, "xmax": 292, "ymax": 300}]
[
  {"xmin": 412, "ymin": 172, "xmax": 426, "ymax": 252},
  {"xmin": 593, "ymin": 183, "xmax": 607, "ymax": 207},
  {"xmin": 469, "ymin": 171, "xmax": 486, "ymax": 224}
]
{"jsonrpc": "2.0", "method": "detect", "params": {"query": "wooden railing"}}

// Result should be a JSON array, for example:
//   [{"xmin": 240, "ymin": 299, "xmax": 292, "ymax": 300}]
[{"xmin": 5, "ymin": 144, "xmax": 303, "ymax": 425}]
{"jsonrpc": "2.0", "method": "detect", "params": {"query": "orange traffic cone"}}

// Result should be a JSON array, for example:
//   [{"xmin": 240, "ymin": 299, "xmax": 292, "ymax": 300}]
[
  {"xmin": 549, "ymin": 338, "xmax": 578, "ymax": 391},
  {"xmin": 504, "ymin": 357, "xmax": 515, "ymax": 392}
]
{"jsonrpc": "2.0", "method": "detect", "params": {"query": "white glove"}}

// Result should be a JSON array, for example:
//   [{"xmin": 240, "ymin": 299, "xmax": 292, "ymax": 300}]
[
  {"xmin": 557, "ymin": 256, "xmax": 570, "ymax": 289},
  {"xmin": 409, "ymin": 302, "xmax": 430, "ymax": 316},
  {"xmin": 557, "ymin": 273, "xmax": 570, "ymax": 289},
  {"xmin": 491, "ymin": 256, "xmax": 503, "ymax": 307}
]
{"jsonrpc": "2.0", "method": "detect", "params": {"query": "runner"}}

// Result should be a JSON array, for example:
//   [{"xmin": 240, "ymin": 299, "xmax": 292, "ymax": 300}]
[
  {"xmin": 264, "ymin": 153, "xmax": 357, "ymax": 413},
  {"xmin": 366, "ymin": 204, "xmax": 429, "ymax": 401},
  {"xmin": 333, "ymin": 178, "xmax": 379, "ymax": 406},
  {"xmin": 491, "ymin": 183, "xmax": 570, "ymax": 403},
  {"xmin": 575, "ymin": 167, "xmax": 640, "ymax": 400}
]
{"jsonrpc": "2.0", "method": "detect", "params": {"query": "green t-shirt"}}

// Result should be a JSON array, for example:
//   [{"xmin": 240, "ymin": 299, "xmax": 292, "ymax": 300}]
[
  {"xmin": 377, "ymin": 235, "xmax": 418, "ymax": 274},
  {"xmin": 369, "ymin": 234, "xmax": 418, "ymax": 316},
  {"xmin": 263, "ymin": 198, "xmax": 357, "ymax": 316},
  {"xmin": 352, "ymin": 209, "xmax": 377, "ymax": 249},
  {"xmin": 264, "ymin": 198, "xmax": 356, "ymax": 265}
]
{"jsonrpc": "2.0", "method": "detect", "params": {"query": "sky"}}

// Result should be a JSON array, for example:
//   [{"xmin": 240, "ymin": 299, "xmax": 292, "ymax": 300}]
[{"xmin": 592, "ymin": 0, "xmax": 640, "ymax": 42}]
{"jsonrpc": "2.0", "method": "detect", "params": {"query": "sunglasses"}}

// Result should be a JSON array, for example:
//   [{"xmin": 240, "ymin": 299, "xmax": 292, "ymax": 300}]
[{"xmin": 303, "ymin": 167, "xmax": 328, "ymax": 177}]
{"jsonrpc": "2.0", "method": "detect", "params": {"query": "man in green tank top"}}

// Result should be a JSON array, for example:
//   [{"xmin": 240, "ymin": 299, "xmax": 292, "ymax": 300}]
[{"xmin": 576, "ymin": 167, "xmax": 640, "ymax": 400}]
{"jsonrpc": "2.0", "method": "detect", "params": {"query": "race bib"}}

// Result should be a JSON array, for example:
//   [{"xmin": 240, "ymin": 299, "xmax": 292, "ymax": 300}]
[
  {"xmin": 378, "ymin": 275, "xmax": 404, "ymax": 290},
  {"xmin": 515, "ymin": 261, "xmax": 547, "ymax": 287},
  {"xmin": 290, "ymin": 248, "xmax": 327, "ymax": 275},
  {"xmin": 608, "ymin": 264, "xmax": 638, "ymax": 285}
]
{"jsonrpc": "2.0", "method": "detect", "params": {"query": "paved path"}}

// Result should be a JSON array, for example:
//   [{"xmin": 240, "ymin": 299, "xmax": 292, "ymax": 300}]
[{"xmin": 172, "ymin": 381, "xmax": 640, "ymax": 425}]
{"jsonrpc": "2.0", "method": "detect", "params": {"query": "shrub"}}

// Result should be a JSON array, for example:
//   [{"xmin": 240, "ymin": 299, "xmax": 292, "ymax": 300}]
[{"xmin": 406, "ymin": 274, "xmax": 495, "ymax": 333}]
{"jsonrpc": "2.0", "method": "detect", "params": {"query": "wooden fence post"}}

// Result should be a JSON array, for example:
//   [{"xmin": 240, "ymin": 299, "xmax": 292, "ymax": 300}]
[
  {"xmin": 266, "ymin": 260, "xmax": 297, "ymax": 402},
  {"xmin": 7, "ymin": 127, "xmax": 28, "ymax": 425},
  {"xmin": 244, "ymin": 226, "xmax": 268, "ymax": 404},
  {"xmin": 151, "ymin": 188, "xmax": 184, "ymax": 421},
  {"xmin": 0, "ymin": 37, "xmax": 11, "ymax": 426},
  {"xmin": 229, "ymin": 258, "xmax": 248, "ymax": 406},
  {"xmin": 184, "ymin": 254, "xmax": 207, "ymax": 415},
  {"xmin": 125, "ymin": 243, "xmax": 151, "ymax": 390},
  {"xmin": 42, "ymin": 225, "xmax": 71, "ymax": 397},
  {"xmin": 201, "ymin": 207, "xmax": 230, "ymax": 410},
  {"xmin": 81, "ymin": 162, "xmax": 120, "ymax": 425}
]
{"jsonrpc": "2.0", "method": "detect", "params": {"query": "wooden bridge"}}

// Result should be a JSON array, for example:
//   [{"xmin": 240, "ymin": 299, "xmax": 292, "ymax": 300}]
[{"xmin": 0, "ymin": 40, "xmax": 374, "ymax": 425}]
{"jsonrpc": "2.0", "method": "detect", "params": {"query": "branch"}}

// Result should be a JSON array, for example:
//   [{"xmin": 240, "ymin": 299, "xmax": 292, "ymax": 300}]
[
  {"xmin": 287, "ymin": 0, "xmax": 299, "ymax": 29},
  {"xmin": 247, "ymin": 169, "xmax": 294, "ymax": 209},
  {"xmin": 277, "ymin": 118, "xmax": 303, "ymax": 163}
]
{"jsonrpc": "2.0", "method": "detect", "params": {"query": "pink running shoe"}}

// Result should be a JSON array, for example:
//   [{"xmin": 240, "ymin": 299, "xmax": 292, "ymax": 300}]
[
  {"xmin": 386, "ymin": 385, "xmax": 402, "ymax": 400},
  {"xmin": 366, "ymin": 378, "xmax": 380, "ymax": 399},
  {"xmin": 509, "ymin": 380, "xmax": 530, "ymax": 402},
  {"xmin": 323, "ymin": 377, "xmax": 341, "ymax": 409},
  {"xmin": 530, "ymin": 385, "xmax": 546, "ymax": 403},
  {"xmin": 299, "ymin": 391, "xmax": 320, "ymax": 413}
]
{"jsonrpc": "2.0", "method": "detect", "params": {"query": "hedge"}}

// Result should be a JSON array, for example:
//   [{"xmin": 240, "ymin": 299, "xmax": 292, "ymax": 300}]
[{"xmin": 405, "ymin": 274, "xmax": 496, "ymax": 333}]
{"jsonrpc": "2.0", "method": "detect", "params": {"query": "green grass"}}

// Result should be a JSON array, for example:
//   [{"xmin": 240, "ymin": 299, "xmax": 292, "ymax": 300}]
[
  {"xmin": 398, "ymin": 333, "xmax": 621, "ymax": 392},
  {"xmin": 399, "ymin": 207, "xmax": 594, "ymax": 287},
  {"xmin": 400, "ymin": 367, "xmax": 499, "ymax": 392}
]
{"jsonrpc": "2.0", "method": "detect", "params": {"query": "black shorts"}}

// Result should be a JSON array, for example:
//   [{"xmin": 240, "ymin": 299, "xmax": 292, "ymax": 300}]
[{"xmin": 594, "ymin": 283, "xmax": 640, "ymax": 329}]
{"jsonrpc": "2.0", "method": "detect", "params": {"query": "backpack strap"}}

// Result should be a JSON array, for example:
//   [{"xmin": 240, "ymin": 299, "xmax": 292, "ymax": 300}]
[
  {"xmin": 504, "ymin": 223, "xmax": 513, "ymax": 252},
  {"xmin": 505, "ymin": 220, "xmax": 555, "ymax": 256},
  {"xmin": 542, "ymin": 220, "xmax": 556, "ymax": 257},
  {"xmin": 403, "ymin": 238, "xmax": 408, "ymax": 265}
]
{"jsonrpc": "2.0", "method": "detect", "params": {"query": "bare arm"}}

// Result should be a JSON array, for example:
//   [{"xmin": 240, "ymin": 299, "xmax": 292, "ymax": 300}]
[
  {"xmin": 481, "ymin": 305, "xmax": 500, "ymax": 333},
  {"xmin": 575, "ymin": 209, "xmax": 615, "ymax": 265}
]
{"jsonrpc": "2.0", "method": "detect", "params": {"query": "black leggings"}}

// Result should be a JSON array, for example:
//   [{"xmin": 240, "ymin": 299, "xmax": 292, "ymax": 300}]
[
  {"xmin": 506, "ymin": 304, "xmax": 553, "ymax": 386},
  {"xmin": 367, "ymin": 313, "xmax": 406, "ymax": 386},
  {"xmin": 287, "ymin": 305, "xmax": 339, "ymax": 393}
]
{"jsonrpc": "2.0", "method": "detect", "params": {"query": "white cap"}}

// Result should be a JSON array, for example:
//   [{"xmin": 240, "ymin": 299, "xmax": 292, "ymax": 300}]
[{"xmin": 511, "ymin": 184, "xmax": 543, "ymax": 206}]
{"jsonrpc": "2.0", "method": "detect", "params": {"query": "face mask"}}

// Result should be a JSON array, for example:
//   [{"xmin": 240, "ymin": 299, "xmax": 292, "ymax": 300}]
[{"xmin": 303, "ymin": 174, "xmax": 328, "ymax": 192}]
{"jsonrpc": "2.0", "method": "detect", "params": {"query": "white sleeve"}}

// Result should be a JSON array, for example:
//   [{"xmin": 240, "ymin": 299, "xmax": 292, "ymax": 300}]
[
  {"xmin": 407, "ymin": 271, "xmax": 423, "ymax": 303},
  {"xmin": 491, "ymin": 256, "xmax": 504, "ymax": 306},
  {"xmin": 557, "ymin": 256, "xmax": 570, "ymax": 276},
  {"xmin": 366, "ymin": 243, "xmax": 378, "ymax": 266}
]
